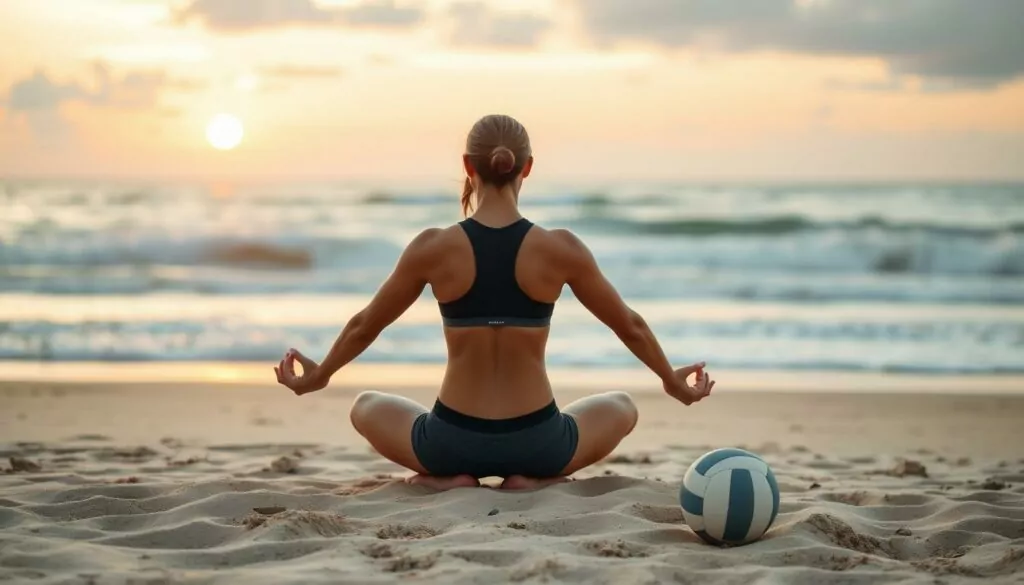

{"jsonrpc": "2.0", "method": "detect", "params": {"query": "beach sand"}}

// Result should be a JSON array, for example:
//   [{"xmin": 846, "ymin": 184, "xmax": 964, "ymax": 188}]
[{"xmin": 1, "ymin": 369, "xmax": 1023, "ymax": 584}]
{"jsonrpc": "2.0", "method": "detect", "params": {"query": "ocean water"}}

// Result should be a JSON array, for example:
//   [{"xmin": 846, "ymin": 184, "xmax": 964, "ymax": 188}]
[{"xmin": 1, "ymin": 180, "xmax": 1023, "ymax": 375}]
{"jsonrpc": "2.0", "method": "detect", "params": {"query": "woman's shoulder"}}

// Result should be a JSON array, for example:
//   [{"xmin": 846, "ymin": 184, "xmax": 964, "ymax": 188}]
[
  {"xmin": 529, "ymin": 224, "xmax": 588, "ymax": 252},
  {"xmin": 518, "ymin": 224, "xmax": 594, "ymax": 269},
  {"xmin": 404, "ymin": 224, "xmax": 471, "ymax": 255},
  {"xmin": 411, "ymin": 223, "xmax": 468, "ymax": 241}
]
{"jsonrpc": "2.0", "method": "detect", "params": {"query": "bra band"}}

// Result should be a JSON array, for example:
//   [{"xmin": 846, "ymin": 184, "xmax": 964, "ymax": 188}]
[{"xmin": 443, "ymin": 316, "xmax": 551, "ymax": 328}]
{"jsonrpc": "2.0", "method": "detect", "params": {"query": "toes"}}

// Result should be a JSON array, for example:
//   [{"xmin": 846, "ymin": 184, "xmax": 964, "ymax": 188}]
[
  {"xmin": 450, "ymin": 474, "xmax": 481, "ymax": 488},
  {"xmin": 407, "ymin": 474, "xmax": 480, "ymax": 490},
  {"xmin": 499, "ymin": 475, "xmax": 529, "ymax": 490}
]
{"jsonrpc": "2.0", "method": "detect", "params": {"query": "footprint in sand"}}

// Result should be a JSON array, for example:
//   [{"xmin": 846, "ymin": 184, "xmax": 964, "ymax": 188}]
[
  {"xmin": 375, "ymin": 524, "xmax": 440, "ymax": 540},
  {"xmin": 583, "ymin": 539, "xmax": 649, "ymax": 558},
  {"xmin": 167, "ymin": 456, "xmax": 207, "ymax": 468},
  {"xmin": 629, "ymin": 503, "xmax": 684, "ymax": 525},
  {"xmin": 96, "ymin": 446, "xmax": 160, "ymax": 462},
  {"xmin": 266, "ymin": 456, "xmax": 299, "ymax": 474},
  {"xmin": 449, "ymin": 549, "xmax": 525, "ymax": 567},
  {"xmin": 383, "ymin": 551, "xmax": 441, "ymax": 573},
  {"xmin": 361, "ymin": 542, "xmax": 394, "ymax": 559},
  {"xmin": 604, "ymin": 454, "xmax": 653, "ymax": 465},
  {"xmin": 332, "ymin": 477, "xmax": 396, "ymax": 496},
  {"xmin": 871, "ymin": 460, "xmax": 929, "ymax": 478},
  {"xmin": 509, "ymin": 559, "xmax": 562, "ymax": 583},
  {"xmin": 7, "ymin": 457, "xmax": 42, "ymax": 472},
  {"xmin": 802, "ymin": 513, "xmax": 894, "ymax": 557},
  {"xmin": 244, "ymin": 510, "xmax": 355, "ymax": 538}
]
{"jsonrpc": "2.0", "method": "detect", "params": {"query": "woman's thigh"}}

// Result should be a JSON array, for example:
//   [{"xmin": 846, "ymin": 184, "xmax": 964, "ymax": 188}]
[
  {"xmin": 349, "ymin": 390, "xmax": 430, "ymax": 474},
  {"xmin": 559, "ymin": 391, "xmax": 638, "ymax": 475}
]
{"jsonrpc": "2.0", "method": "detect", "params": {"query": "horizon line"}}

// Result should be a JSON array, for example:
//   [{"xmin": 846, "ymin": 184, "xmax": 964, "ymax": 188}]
[{"xmin": 3, "ymin": 173, "xmax": 1024, "ymax": 187}]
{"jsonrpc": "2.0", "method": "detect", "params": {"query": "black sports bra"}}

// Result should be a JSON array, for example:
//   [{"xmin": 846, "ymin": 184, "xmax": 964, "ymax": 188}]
[{"xmin": 438, "ymin": 217, "xmax": 554, "ymax": 327}]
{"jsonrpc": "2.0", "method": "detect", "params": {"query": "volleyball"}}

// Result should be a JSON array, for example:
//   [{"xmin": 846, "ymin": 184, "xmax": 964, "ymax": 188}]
[{"xmin": 679, "ymin": 448, "xmax": 780, "ymax": 546}]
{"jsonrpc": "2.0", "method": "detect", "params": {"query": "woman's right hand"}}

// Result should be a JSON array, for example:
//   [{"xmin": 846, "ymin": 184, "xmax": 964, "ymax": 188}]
[{"xmin": 663, "ymin": 361, "xmax": 715, "ymax": 405}]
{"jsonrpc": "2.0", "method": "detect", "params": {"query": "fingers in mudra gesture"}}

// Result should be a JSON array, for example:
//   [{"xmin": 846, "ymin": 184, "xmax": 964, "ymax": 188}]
[
  {"xmin": 664, "ymin": 361, "xmax": 715, "ymax": 406},
  {"xmin": 273, "ymin": 348, "xmax": 326, "ymax": 395}
]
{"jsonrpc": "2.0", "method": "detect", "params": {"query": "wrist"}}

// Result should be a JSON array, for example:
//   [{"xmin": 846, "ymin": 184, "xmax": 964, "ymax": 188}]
[
  {"xmin": 659, "ymin": 374, "xmax": 677, "ymax": 390},
  {"xmin": 310, "ymin": 365, "xmax": 332, "ymax": 388},
  {"xmin": 656, "ymin": 366, "xmax": 675, "ymax": 384}
]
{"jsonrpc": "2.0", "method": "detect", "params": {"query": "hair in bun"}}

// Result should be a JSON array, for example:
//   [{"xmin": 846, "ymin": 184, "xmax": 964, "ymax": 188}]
[
  {"xmin": 461, "ymin": 114, "xmax": 532, "ymax": 216},
  {"xmin": 490, "ymin": 146, "xmax": 515, "ymax": 175}
]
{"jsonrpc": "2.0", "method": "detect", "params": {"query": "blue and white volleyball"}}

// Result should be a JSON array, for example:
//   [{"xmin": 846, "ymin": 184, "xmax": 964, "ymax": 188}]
[{"xmin": 679, "ymin": 448, "xmax": 780, "ymax": 546}]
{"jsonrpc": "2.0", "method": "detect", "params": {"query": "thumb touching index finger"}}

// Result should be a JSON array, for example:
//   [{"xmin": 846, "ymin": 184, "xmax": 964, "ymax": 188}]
[
  {"xmin": 289, "ymin": 348, "xmax": 309, "ymax": 361},
  {"xmin": 675, "ymin": 361, "xmax": 707, "ymax": 377}
]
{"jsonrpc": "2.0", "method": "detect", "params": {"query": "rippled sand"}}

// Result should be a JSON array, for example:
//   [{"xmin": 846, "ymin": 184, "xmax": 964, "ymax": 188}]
[{"xmin": 2, "ymin": 378, "xmax": 1023, "ymax": 583}]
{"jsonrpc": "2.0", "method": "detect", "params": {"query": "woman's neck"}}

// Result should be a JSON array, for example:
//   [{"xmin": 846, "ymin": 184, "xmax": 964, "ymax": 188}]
[{"xmin": 472, "ymin": 185, "xmax": 521, "ymax": 224}]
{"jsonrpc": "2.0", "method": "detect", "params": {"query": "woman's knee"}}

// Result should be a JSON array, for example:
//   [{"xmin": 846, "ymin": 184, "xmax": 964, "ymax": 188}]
[
  {"xmin": 605, "ymin": 391, "xmax": 638, "ymax": 434},
  {"xmin": 349, "ymin": 390, "xmax": 384, "ymax": 431}
]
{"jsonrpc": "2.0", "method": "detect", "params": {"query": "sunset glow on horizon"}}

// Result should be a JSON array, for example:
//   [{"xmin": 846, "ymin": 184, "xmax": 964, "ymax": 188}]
[{"xmin": 2, "ymin": 0, "xmax": 1023, "ymax": 183}]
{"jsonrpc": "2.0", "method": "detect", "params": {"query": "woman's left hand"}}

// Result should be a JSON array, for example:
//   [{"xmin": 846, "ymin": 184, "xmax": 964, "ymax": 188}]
[{"xmin": 274, "ymin": 348, "xmax": 328, "ymax": 395}]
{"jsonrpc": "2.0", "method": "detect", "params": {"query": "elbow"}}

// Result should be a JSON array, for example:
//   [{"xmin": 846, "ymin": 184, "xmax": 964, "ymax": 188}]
[
  {"xmin": 616, "ymin": 310, "xmax": 648, "ymax": 342},
  {"xmin": 346, "ymin": 312, "xmax": 380, "ymax": 344}
]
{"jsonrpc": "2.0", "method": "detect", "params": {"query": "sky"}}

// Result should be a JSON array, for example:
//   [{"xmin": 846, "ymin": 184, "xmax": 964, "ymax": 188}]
[{"xmin": 2, "ymin": 0, "xmax": 1024, "ymax": 183}]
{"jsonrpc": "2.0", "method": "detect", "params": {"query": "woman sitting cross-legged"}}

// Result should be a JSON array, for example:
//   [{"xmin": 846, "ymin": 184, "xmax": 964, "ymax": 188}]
[{"xmin": 274, "ymin": 114, "xmax": 715, "ymax": 491}]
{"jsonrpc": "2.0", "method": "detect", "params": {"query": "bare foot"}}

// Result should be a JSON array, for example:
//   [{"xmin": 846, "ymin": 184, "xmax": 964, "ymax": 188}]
[
  {"xmin": 499, "ymin": 475, "xmax": 571, "ymax": 491},
  {"xmin": 405, "ymin": 474, "xmax": 480, "ymax": 491}
]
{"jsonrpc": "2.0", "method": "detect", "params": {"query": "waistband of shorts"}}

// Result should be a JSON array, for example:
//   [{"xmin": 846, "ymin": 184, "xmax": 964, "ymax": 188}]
[{"xmin": 431, "ymin": 399, "xmax": 559, "ymax": 433}]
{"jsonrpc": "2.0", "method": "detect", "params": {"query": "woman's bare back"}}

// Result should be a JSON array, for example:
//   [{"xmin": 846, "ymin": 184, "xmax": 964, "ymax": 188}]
[{"xmin": 425, "ymin": 219, "xmax": 572, "ymax": 418}]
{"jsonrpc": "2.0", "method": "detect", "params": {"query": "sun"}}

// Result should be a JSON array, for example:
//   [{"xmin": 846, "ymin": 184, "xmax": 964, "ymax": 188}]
[{"xmin": 206, "ymin": 114, "xmax": 244, "ymax": 151}]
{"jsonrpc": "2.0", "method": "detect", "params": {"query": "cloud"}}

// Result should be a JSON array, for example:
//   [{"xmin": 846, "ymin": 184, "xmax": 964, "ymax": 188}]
[
  {"xmin": 446, "ymin": 3, "xmax": 552, "ymax": 48},
  {"xmin": 5, "ymin": 63, "xmax": 203, "ymax": 113},
  {"xmin": 569, "ymin": 0, "xmax": 1024, "ymax": 89},
  {"xmin": 98, "ymin": 66, "xmax": 205, "ymax": 108},
  {"xmin": 177, "ymin": 0, "xmax": 331, "ymax": 29},
  {"xmin": 7, "ymin": 72, "xmax": 87, "ymax": 111},
  {"xmin": 177, "ymin": 0, "xmax": 423, "ymax": 31},
  {"xmin": 259, "ymin": 64, "xmax": 343, "ymax": 79},
  {"xmin": 4, "ymin": 72, "xmax": 88, "ymax": 142},
  {"xmin": 340, "ymin": 0, "xmax": 422, "ymax": 27},
  {"xmin": 3, "ymin": 63, "xmax": 204, "ymax": 140}
]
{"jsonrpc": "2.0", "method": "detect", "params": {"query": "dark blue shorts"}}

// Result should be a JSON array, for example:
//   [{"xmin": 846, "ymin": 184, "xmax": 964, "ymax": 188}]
[{"xmin": 411, "ymin": 400, "xmax": 579, "ymax": 479}]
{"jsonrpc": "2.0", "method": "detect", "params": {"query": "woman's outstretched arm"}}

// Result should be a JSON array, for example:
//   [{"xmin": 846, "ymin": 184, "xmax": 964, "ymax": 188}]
[
  {"xmin": 276, "ymin": 229, "xmax": 441, "ymax": 394},
  {"xmin": 555, "ymin": 229, "xmax": 714, "ymax": 404}
]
